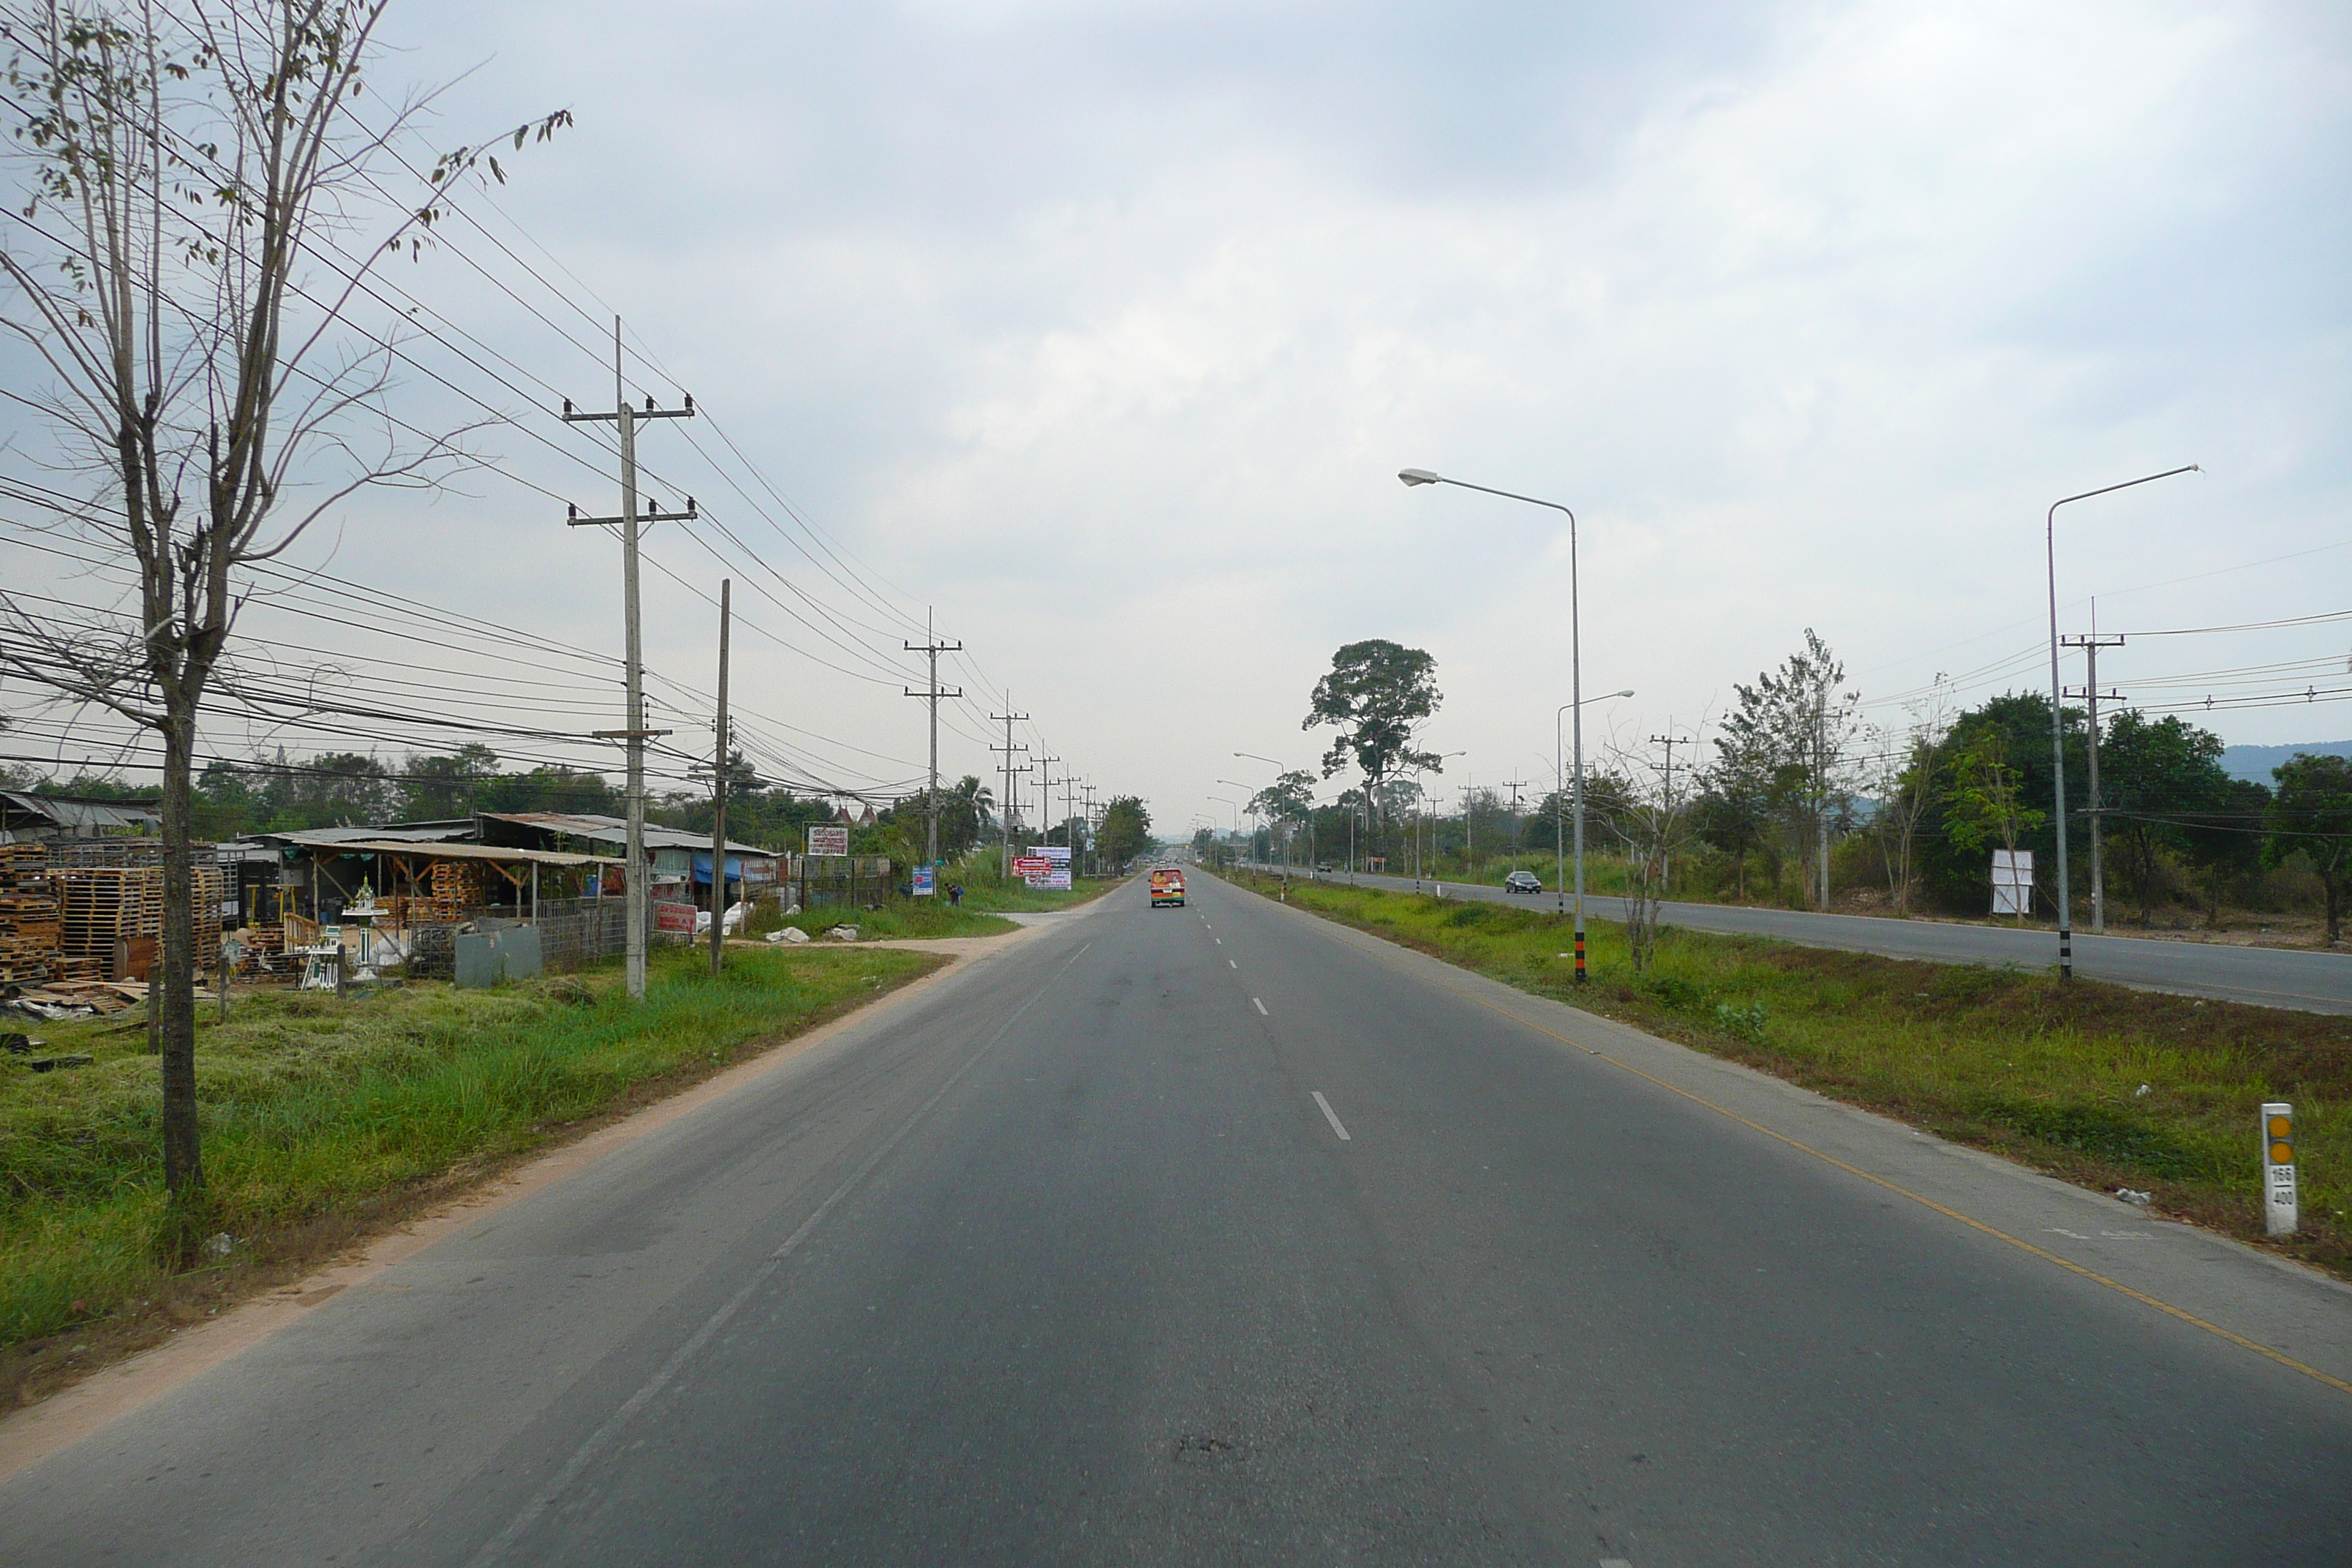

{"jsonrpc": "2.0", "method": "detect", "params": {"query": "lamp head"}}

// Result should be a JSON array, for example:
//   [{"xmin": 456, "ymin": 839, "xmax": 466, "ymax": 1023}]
[{"xmin": 1398, "ymin": 468, "xmax": 1441, "ymax": 486}]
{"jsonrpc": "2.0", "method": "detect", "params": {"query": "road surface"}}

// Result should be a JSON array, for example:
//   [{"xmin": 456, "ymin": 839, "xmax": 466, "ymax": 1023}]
[
  {"xmin": 1281, "ymin": 864, "xmax": 2352, "ymax": 1014},
  {"xmin": 4, "ymin": 873, "xmax": 2348, "ymax": 1564}
]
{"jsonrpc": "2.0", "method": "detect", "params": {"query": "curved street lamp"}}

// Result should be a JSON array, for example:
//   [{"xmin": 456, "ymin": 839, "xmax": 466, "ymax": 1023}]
[
  {"xmin": 2045, "ymin": 465, "xmax": 2197, "ymax": 979},
  {"xmin": 1404, "ymin": 467, "xmax": 1597, "ymax": 979}
]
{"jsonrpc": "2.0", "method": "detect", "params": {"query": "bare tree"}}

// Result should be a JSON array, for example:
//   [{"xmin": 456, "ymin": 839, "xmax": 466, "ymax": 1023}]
[
  {"xmin": 1865, "ymin": 675, "xmax": 1952, "ymax": 916},
  {"xmin": 1601, "ymin": 735, "xmax": 1698, "ymax": 973},
  {"xmin": 0, "ymin": 0, "xmax": 565, "ymax": 1202}
]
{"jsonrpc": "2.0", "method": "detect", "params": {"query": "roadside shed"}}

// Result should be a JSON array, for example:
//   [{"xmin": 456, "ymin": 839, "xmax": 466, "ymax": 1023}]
[{"xmin": 477, "ymin": 812, "xmax": 778, "ymax": 910}]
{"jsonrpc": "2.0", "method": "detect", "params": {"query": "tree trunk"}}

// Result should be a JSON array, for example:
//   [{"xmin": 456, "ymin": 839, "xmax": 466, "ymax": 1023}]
[
  {"xmin": 159, "ymin": 709, "xmax": 203, "ymax": 1198},
  {"xmin": 2323, "ymin": 869, "xmax": 2342, "ymax": 947}
]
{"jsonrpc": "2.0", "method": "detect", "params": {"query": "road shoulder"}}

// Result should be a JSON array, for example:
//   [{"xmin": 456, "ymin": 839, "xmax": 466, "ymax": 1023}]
[
  {"xmin": 0, "ymin": 920, "xmax": 1052, "ymax": 1482},
  {"xmin": 1245, "ymin": 883, "xmax": 2352, "ymax": 1398}
]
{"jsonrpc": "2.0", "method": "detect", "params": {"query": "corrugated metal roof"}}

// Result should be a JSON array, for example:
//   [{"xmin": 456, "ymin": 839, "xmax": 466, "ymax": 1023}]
[
  {"xmin": 263, "ymin": 823, "xmax": 475, "ymax": 847},
  {"xmin": 0, "ymin": 791, "xmax": 162, "ymax": 832},
  {"xmin": 480, "ymin": 811, "xmax": 774, "ymax": 857},
  {"xmin": 285, "ymin": 839, "xmax": 620, "ymax": 869}
]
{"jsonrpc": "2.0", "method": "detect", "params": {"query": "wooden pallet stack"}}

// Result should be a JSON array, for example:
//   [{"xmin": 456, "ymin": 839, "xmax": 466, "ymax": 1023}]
[
  {"xmin": 0, "ymin": 843, "xmax": 60, "ymax": 984},
  {"xmin": 428, "ymin": 859, "xmax": 486, "ymax": 921},
  {"xmin": 55, "ymin": 865, "xmax": 158, "ymax": 975}
]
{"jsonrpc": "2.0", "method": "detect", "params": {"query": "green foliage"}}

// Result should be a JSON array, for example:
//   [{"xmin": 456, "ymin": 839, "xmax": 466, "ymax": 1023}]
[
  {"xmin": 1304, "ymin": 639, "xmax": 1443, "ymax": 823},
  {"xmin": 2268, "ymin": 753, "xmax": 2352, "ymax": 943},
  {"xmin": 0, "ymin": 946, "xmax": 937, "ymax": 1350},
  {"xmin": 1096, "ymin": 795, "xmax": 1153, "ymax": 870}
]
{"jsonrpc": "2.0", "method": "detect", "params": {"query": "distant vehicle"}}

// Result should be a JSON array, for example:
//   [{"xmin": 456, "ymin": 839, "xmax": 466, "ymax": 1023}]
[
  {"xmin": 1502, "ymin": 870, "xmax": 1542, "ymax": 894},
  {"xmin": 1150, "ymin": 869, "xmax": 1186, "ymax": 908},
  {"xmin": 1316, "ymin": 862, "xmax": 1333, "ymax": 873}
]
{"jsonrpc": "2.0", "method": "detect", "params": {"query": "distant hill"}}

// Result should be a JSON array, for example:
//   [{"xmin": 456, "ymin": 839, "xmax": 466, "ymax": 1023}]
[{"xmin": 2219, "ymin": 739, "xmax": 2352, "ymax": 784}]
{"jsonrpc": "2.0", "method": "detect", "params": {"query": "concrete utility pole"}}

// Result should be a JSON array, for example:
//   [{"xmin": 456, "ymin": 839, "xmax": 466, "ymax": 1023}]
[
  {"xmin": 1650, "ymin": 732, "xmax": 1687, "ymax": 892},
  {"xmin": 2063, "ymin": 627, "xmax": 2126, "ymax": 935},
  {"xmin": 566, "ymin": 317, "xmax": 696, "ymax": 1001},
  {"xmin": 2046, "ymin": 464, "xmax": 2195, "ymax": 980},
  {"xmin": 709, "ymin": 580, "xmax": 730, "ymax": 977},
  {"xmin": 990, "ymin": 703, "xmax": 1030, "ymax": 879},
  {"xmin": 903, "ymin": 611, "xmax": 963, "ymax": 870},
  {"xmin": 1036, "ymin": 755, "xmax": 1060, "ymax": 849}
]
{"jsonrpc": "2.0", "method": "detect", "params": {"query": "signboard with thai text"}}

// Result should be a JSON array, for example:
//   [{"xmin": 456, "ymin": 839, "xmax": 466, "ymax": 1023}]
[{"xmin": 807, "ymin": 824, "xmax": 850, "ymax": 857}]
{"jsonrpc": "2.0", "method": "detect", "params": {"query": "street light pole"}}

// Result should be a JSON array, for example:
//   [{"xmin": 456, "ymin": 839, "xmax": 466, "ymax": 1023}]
[
  {"xmin": 1556, "ymin": 689, "xmax": 1634, "ymax": 923},
  {"xmin": 2045, "ymin": 465, "xmax": 2197, "ymax": 980},
  {"xmin": 1404, "ymin": 467, "xmax": 1591, "ymax": 976}
]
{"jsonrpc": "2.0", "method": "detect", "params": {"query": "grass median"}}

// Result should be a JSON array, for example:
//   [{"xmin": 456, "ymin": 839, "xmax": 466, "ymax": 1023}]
[
  {"xmin": 0, "ymin": 943, "xmax": 942, "ymax": 1405},
  {"xmin": 1232, "ymin": 873, "xmax": 2351, "ymax": 1279},
  {"xmin": 753, "ymin": 873, "xmax": 1119, "ymax": 943}
]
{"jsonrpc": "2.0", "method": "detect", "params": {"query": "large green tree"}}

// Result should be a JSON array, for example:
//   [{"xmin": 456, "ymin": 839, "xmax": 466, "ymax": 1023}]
[
  {"xmin": 1096, "ymin": 795, "xmax": 1153, "ymax": 871},
  {"xmin": 2268, "ymin": 753, "xmax": 2352, "ymax": 945},
  {"xmin": 2098, "ymin": 710, "xmax": 2231, "ymax": 924},
  {"xmin": 1304, "ymin": 640, "xmax": 1441, "ymax": 833}
]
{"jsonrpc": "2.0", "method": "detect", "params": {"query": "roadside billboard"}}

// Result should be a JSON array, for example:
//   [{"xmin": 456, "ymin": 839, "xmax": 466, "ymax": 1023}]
[
  {"xmin": 807, "ymin": 824, "xmax": 849, "ymax": 857},
  {"xmin": 1025, "ymin": 844, "xmax": 1073, "ymax": 892},
  {"xmin": 1991, "ymin": 849, "xmax": 2033, "ymax": 916}
]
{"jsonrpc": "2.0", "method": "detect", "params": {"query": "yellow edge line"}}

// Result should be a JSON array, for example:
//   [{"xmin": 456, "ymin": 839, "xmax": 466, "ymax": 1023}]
[{"xmin": 1310, "ymin": 905, "xmax": 2352, "ymax": 1401}]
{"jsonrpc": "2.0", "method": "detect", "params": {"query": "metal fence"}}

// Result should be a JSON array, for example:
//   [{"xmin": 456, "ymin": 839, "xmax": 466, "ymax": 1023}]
[
  {"xmin": 535, "ymin": 896, "xmax": 627, "ymax": 971},
  {"xmin": 407, "ymin": 924, "xmax": 457, "ymax": 981}
]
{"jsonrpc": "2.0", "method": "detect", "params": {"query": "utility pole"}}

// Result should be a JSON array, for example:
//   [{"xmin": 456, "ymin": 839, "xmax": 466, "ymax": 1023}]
[
  {"xmin": 990, "ymin": 703, "xmax": 1030, "ymax": 879},
  {"xmin": 2064, "ymin": 628, "xmax": 2127, "ymax": 935},
  {"xmin": 565, "ymin": 317, "xmax": 694, "ymax": 1001},
  {"xmin": 1650, "ymin": 732, "xmax": 1688, "ymax": 892},
  {"xmin": 903, "ymin": 610, "xmax": 963, "ymax": 870},
  {"xmin": 709, "ymin": 580, "xmax": 730, "ymax": 977},
  {"xmin": 1035, "ymin": 755, "xmax": 1060, "ymax": 851}
]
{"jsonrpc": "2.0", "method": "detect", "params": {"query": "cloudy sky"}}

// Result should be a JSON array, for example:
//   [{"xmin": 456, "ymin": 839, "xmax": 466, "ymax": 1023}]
[{"xmin": 5, "ymin": 0, "xmax": 2348, "ymax": 834}]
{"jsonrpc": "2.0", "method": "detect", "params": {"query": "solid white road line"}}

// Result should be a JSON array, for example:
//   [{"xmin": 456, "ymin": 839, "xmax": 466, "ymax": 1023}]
[
  {"xmin": 1311, "ymin": 1091, "xmax": 1352, "ymax": 1142},
  {"xmin": 1252, "ymin": 998, "xmax": 1268, "ymax": 1016}
]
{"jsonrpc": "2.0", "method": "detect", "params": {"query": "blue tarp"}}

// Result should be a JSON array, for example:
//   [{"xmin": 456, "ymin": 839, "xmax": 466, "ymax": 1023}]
[{"xmin": 690, "ymin": 853, "xmax": 744, "ymax": 887}]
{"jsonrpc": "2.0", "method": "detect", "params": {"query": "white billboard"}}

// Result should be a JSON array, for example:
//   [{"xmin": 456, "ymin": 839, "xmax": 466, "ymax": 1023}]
[
  {"xmin": 1026, "ymin": 843, "xmax": 1073, "ymax": 891},
  {"xmin": 1991, "ymin": 849, "xmax": 2033, "ymax": 916}
]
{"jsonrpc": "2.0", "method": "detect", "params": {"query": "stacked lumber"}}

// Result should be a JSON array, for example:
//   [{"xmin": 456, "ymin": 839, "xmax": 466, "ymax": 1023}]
[
  {"xmin": 428, "ymin": 859, "xmax": 486, "ymax": 921},
  {"xmin": 0, "ymin": 844, "xmax": 59, "ymax": 984},
  {"xmin": 56, "ymin": 865, "xmax": 159, "ymax": 970},
  {"xmin": 50, "ymin": 861, "xmax": 228, "ymax": 980}
]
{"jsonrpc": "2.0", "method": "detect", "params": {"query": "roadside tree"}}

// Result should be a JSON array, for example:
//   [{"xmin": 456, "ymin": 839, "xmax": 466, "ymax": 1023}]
[
  {"xmin": 1096, "ymin": 795, "xmax": 1153, "ymax": 870},
  {"xmin": 2266, "ymin": 753, "xmax": 2352, "ymax": 945},
  {"xmin": 0, "ymin": 0, "xmax": 566, "ymax": 1199},
  {"xmin": 1303, "ymin": 639, "xmax": 1442, "ymax": 840},
  {"xmin": 2099, "ymin": 710, "xmax": 2230, "ymax": 924}
]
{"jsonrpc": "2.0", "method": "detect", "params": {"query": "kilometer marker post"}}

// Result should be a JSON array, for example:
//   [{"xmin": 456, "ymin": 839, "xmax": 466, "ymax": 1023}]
[{"xmin": 2264, "ymin": 1102, "xmax": 2298, "ymax": 1237}]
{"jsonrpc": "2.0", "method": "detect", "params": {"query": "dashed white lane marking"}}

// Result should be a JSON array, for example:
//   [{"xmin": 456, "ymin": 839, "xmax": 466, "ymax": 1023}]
[
  {"xmin": 1311, "ymin": 1091, "xmax": 1352, "ymax": 1142},
  {"xmin": 1228, "ymin": 960, "xmax": 1237, "ymax": 969},
  {"xmin": 1252, "ymin": 997, "xmax": 1268, "ymax": 1016},
  {"xmin": 1599, "ymin": 1558, "xmax": 1633, "ymax": 1567},
  {"xmin": 1215, "ymin": 938, "xmax": 1221, "ymax": 945}
]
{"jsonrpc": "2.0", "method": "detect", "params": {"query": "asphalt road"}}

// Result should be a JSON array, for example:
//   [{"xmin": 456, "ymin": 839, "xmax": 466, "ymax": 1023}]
[
  {"xmin": 1287, "ymin": 864, "xmax": 2352, "ymax": 1014},
  {"xmin": 5, "ymin": 875, "xmax": 2350, "ymax": 1565}
]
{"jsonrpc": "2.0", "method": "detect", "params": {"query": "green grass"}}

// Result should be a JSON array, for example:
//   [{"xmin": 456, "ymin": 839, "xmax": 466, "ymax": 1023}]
[
  {"xmin": 749, "ymin": 869, "xmax": 1120, "ymax": 943},
  {"xmin": 0, "ymin": 945, "xmax": 938, "ymax": 1360},
  {"xmin": 1228, "ymin": 874, "xmax": 2352, "ymax": 1278},
  {"xmin": 756, "ymin": 902, "xmax": 1022, "ymax": 941}
]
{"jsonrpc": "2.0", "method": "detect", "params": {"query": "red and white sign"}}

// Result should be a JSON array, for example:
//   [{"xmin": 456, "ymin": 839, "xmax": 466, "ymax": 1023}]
[
  {"xmin": 1011, "ymin": 856, "xmax": 1052, "ymax": 875},
  {"xmin": 654, "ymin": 900, "xmax": 698, "ymax": 935},
  {"xmin": 807, "ymin": 825, "xmax": 850, "ymax": 857}
]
